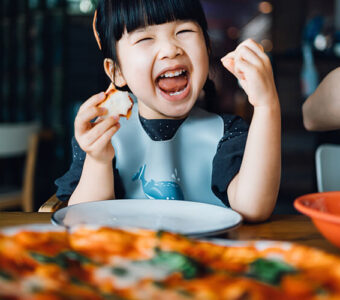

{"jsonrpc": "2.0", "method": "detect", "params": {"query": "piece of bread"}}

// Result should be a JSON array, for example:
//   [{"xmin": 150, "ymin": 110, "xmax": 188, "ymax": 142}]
[{"xmin": 99, "ymin": 89, "xmax": 134, "ymax": 119}]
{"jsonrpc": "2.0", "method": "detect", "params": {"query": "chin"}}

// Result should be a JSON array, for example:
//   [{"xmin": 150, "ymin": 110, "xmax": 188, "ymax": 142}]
[
  {"xmin": 160, "ymin": 104, "xmax": 194, "ymax": 119},
  {"xmin": 137, "ymin": 94, "xmax": 196, "ymax": 119}
]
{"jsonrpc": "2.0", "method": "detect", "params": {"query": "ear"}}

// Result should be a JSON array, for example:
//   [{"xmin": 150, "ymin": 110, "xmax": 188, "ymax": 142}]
[{"xmin": 103, "ymin": 58, "xmax": 127, "ymax": 88}]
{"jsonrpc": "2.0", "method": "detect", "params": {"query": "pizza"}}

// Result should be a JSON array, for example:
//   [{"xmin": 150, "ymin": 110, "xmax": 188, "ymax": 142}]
[{"xmin": 1, "ymin": 225, "xmax": 340, "ymax": 300}]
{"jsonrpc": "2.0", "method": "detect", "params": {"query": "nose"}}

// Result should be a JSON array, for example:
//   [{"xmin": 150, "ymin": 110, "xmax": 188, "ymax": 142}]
[{"xmin": 158, "ymin": 39, "xmax": 183, "ymax": 60}]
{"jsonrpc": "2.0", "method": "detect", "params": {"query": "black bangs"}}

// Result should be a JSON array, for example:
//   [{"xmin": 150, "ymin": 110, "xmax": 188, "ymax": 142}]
[
  {"xmin": 96, "ymin": 0, "xmax": 210, "ymax": 60},
  {"xmin": 120, "ymin": 0, "xmax": 208, "ymax": 37}
]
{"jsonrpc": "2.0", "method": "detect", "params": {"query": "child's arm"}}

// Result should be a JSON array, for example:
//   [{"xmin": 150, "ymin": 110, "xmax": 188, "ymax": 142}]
[
  {"xmin": 302, "ymin": 67, "xmax": 340, "ymax": 131},
  {"xmin": 68, "ymin": 92, "xmax": 120, "ymax": 206},
  {"xmin": 221, "ymin": 39, "xmax": 281, "ymax": 222}
]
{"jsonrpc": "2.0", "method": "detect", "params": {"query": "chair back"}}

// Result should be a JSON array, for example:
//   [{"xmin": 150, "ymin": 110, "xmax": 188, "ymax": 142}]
[
  {"xmin": 315, "ymin": 144, "xmax": 340, "ymax": 192},
  {"xmin": 0, "ymin": 123, "xmax": 40, "ymax": 157},
  {"xmin": 0, "ymin": 123, "xmax": 40, "ymax": 211}
]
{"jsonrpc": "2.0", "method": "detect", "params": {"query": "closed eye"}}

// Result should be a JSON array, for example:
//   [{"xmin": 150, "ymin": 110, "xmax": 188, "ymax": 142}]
[
  {"xmin": 136, "ymin": 37, "xmax": 152, "ymax": 44},
  {"xmin": 177, "ymin": 30, "xmax": 194, "ymax": 35}
]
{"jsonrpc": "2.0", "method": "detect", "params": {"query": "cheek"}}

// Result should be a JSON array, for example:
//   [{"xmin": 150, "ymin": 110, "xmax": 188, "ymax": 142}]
[
  {"xmin": 116, "ymin": 39, "xmax": 153, "ymax": 90},
  {"xmin": 201, "ymin": 42, "xmax": 210, "ymax": 72},
  {"xmin": 194, "ymin": 45, "xmax": 210, "ymax": 83},
  {"xmin": 193, "ymin": 38, "xmax": 209, "ymax": 68},
  {"xmin": 123, "ymin": 64, "xmax": 154, "ymax": 100},
  {"xmin": 121, "ymin": 52, "xmax": 153, "ymax": 84},
  {"xmin": 201, "ymin": 53, "xmax": 210, "ymax": 75}
]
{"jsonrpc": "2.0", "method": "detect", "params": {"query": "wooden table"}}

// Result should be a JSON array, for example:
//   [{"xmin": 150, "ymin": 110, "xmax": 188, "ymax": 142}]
[{"xmin": 0, "ymin": 212, "xmax": 339, "ymax": 255}]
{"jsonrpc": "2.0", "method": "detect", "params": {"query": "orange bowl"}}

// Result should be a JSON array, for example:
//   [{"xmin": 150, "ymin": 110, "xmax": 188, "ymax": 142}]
[{"xmin": 294, "ymin": 191, "xmax": 340, "ymax": 248}]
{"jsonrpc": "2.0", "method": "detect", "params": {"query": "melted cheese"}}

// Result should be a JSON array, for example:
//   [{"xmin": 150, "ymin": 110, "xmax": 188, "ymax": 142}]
[{"xmin": 94, "ymin": 257, "xmax": 172, "ymax": 288}]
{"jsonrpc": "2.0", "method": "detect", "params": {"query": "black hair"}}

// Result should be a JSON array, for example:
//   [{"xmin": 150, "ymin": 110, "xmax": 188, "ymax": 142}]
[
  {"xmin": 95, "ymin": 0, "xmax": 217, "ymax": 100},
  {"xmin": 96, "ymin": 0, "xmax": 210, "ymax": 61}
]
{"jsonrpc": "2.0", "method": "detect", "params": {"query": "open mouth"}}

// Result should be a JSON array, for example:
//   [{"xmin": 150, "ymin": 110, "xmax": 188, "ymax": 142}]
[{"xmin": 156, "ymin": 68, "xmax": 189, "ymax": 97}]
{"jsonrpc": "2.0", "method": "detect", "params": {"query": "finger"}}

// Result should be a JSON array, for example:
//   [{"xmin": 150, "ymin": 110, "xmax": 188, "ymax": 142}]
[
  {"xmin": 221, "ymin": 57, "xmax": 236, "ymax": 75},
  {"xmin": 75, "ymin": 106, "xmax": 108, "ymax": 135},
  {"xmin": 95, "ymin": 116, "xmax": 105, "ymax": 123},
  {"xmin": 221, "ymin": 51, "xmax": 238, "ymax": 73},
  {"xmin": 245, "ymin": 39, "xmax": 264, "ymax": 52},
  {"xmin": 237, "ymin": 39, "xmax": 262, "ymax": 52},
  {"xmin": 221, "ymin": 51, "xmax": 235, "ymax": 60},
  {"xmin": 78, "ymin": 92, "xmax": 106, "ymax": 114},
  {"xmin": 234, "ymin": 64, "xmax": 246, "ymax": 81},
  {"xmin": 239, "ymin": 39, "xmax": 268, "ymax": 61},
  {"xmin": 222, "ymin": 57, "xmax": 246, "ymax": 80},
  {"xmin": 84, "ymin": 116, "xmax": 119, "ymax": 146},
  {"xmin": 92, "ymin": 123, "xmax": 120, "ymax": 150},
  {"xmin": 235, "ymin": 45, "xmax": 264, "ymax": 69},
  {"xmin": 233, "ymin": 58, "xmax": 254, "ymax": 81}
]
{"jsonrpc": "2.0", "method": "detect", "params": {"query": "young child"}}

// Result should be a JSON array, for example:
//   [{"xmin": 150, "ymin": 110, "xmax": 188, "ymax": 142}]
[
  {"xmin": 303, "ymin": 67, "xmax": 340, "ymax": 131},
  {"xmin": 55, "ymin": 0, "xmax": 281, "ymax": 222}
]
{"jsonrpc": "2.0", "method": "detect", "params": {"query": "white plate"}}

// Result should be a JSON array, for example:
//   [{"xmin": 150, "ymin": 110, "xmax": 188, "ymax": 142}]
[
  {"xmin": 51, "ymin": 199, "xmax": 242, "ymax": 237},
  {"xmin": 0, "ymin": 224, "xmax": 65, "ymax": 236}
]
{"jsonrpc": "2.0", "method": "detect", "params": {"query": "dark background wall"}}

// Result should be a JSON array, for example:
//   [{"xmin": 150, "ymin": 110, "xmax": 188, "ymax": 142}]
[{"xmin": 1, "ymin": 0, "xmax": 339, "ymax": 211}]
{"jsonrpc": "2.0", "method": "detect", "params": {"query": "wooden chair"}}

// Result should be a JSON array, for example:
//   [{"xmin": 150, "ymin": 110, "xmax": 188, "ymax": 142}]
[
  {"xmin": 315, "ymin": 144, "xmax": 340, "ymax": 192},
  {"xmin": 0, "ymin": 123, "xmax": 40, "ymax": 212},
  {"xmin": 39, "ymin": 194, "xmax": 67, "ymax": 212}
]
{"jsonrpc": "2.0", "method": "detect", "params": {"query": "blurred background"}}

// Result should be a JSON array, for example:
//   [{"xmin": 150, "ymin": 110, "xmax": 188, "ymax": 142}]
[{"xmin": 1, "ymin": 0, "xmax": 340, "ymax": 212}]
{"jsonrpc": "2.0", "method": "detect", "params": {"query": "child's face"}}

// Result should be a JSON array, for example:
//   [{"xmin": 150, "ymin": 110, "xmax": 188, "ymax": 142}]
[{"xmin": 115, "ymin": 20, "xmax": 209, "ymax": 119}]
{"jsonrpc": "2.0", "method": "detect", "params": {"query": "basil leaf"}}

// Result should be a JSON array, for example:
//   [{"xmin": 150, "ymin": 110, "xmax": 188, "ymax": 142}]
[
  {"xmin": 0, "ymin": 270, "xmax": 14, "ymax": 281},
  {"xmin": 148, "ymin": 250, "xmax": 208, "ymax": 280},
  {"xmin": 111, "ymin": 267, "xmax": 129, "ymax": 277},
  {"xmin": 61, "ymin": 250, "xmax": 93, "ymax": 264},
  {"xmin": 30, "ymin": 250, "xmax": 93, "ymax": 269},
  {"xmin": 30, "ymin": 252, "xmax": 57, "ymax": 264},
  {"xmin": 156, "ymin": 230, "xmax": 165, "ymax": 238},
  {"xmin": 177, "ymin": 289, "xmax": 193, "ymax": 297},
  {"xmin": 153, "ymin": 281, "xmax": 166, "ymax": 289},
  {"xmin": 247, "ymin": 258, "xmax": 297, "ymax": 285}
]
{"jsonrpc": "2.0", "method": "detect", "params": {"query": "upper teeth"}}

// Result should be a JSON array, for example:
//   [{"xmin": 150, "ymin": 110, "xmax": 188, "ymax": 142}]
[{"xmin": 160, "ymin": 69, "xmax": 186, "ymax": 78}]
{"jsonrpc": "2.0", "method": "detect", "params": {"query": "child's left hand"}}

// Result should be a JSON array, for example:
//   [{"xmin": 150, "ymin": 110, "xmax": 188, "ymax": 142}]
[{"xmin": 221, "ymin": 39, "xmax": 278, "ymax": 108}]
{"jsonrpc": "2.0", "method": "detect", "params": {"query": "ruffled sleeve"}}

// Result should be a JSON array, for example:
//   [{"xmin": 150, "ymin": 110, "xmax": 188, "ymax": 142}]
[{"xmin": 211, "ymin": 114, "xmax": 249, "ymax": 206}]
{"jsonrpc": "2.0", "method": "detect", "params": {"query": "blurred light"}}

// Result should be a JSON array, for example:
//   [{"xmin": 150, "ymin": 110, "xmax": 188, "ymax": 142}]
[
  {"xmin": 314, "ymin": 34, "xmax": 327, "ymax": 51},
  {"xmin": 259, "ymin": 2, "xmax": 273, "ymax": 14},
  {"xmin": 227, "ymin": 27, "xmax": 240, "ymax": 40},
  {"xmin": 334, "ymin": 43, "xmax": 340, "ymax": 57},
  {"xmin": 261, "ymin": 39, "xmax": 273, "ymax": 52},
  {"xmin": 79, "ymin": 0, "xmax": 93, "ymax": 13}
]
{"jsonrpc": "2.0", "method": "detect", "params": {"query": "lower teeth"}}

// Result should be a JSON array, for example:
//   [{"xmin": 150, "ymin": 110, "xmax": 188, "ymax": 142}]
[{"xmin": 169, "ymin": 89, "xmax": 185, "ymax": 96}]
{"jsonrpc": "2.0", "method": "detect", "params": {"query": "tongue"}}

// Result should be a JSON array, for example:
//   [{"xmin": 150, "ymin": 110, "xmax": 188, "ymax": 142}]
[{"xmin": 158, "ymin": 75, "xmax": 188, "ymax": 93}]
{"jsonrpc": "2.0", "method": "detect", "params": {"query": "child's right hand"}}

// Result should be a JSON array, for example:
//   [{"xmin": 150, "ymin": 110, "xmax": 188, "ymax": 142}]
[{"xmin": 74, "ymin": 92, "xmax": 120, "ymax": 164}]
